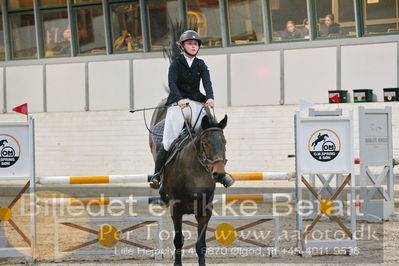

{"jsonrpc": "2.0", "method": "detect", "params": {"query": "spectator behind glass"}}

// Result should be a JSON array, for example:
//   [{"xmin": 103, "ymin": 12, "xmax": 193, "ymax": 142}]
[
  {"xmin": 281, "ymin": 20, "xmax": 302, "ymax": 40},
  {"xmin": 322, "ymin": 14, "xmax": 340, "ymax": 37},
  {"xmin": 302, "ymin": 18, "xmax": 310, "ymax": 39},
  {"xmin": 114, "ymin": 30, "xmax": 142, "ymax": 51},
  {"xmin": 44, "ymin": 28, "xmax": 71, "ymax": 56}
]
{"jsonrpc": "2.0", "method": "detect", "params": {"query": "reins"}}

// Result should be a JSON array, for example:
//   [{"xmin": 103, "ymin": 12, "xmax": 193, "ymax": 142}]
[
  {"xmin": 141, "ymin": 102, "xmax": 227, "ymax": 174},
  {"xmin": 181, "ymin": 106, "xmax": 227, "ymax": 173},
  {"xmin": 143, "ymin": 107, "xmax": 163, "ymax": 137}
]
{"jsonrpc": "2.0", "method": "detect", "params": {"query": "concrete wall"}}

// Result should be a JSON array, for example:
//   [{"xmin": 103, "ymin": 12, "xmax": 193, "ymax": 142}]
[
  {"xmin": 3, "ymin": 42, "xmax": 397, "ymax": 112},
  {"xmin": 199, "ymin": 55, "xmax": 229, "ymax": 106},
  {"xmin": 89, "ymin": 60, "xmax": 130, "ymax": 111},
  {"xmin": 231, "ymin": 51, "xmax": 281, "ymax": 106},
  {"xmin": 341, "ymin": 43, "xmax": 398, "ymax": 101},
  {"xmin": 1, "ymin": 102, "xmax": 398, "ymax": 177},
  {"xmin": 46, "ymin": 63, "xmax": 86, "ymax": 112},
  {"xmin": 284, "ymin": 47, "xmax": 337, "ymax": 104},
  {"xmin": 6, "ymin": 65, "xmax": 44, "ymax": 113},
  {"xmin": 133, "ymin": 58, "xmax": 169, "ymax": 109}
]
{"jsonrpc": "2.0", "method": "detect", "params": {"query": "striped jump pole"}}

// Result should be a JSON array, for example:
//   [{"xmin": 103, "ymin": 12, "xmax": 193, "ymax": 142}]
[
  {"xmin": 38, "ymin": 174, "xmax": 151, "ymax": 185},
  {"xmin": 214, "ymin": 193, "xmax": 293, "ymax": 203},
  {"xmin": 354, "ymin": 157, "xmax": 399, "ymax": 166},
  {"xmin": 39, "ymin": 193, "xmax": 295, "ymax": 206},
  {"xmin": 38, "ymin": 196, "xmax": 159, "ymax": 206},
  {"xmin": 229, "ymin": 172, "xmax": 295, "ymax": 181},
  {"xmin": 38, "ymin": 172, "xmax": 295, "ymax": 184},
  {"xmin": 291, "ymin": 155, "xmax": 399, "ymax": 166}
]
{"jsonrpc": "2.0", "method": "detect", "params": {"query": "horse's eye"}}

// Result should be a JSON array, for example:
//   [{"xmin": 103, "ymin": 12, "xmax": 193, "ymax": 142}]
[{"xmin": 203, "ymin": 142, "xmax": 210, "ymax": 148}]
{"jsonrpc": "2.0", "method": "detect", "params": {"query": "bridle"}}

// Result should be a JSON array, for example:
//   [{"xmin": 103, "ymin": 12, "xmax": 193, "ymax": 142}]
[
  {"xmin": 197, "ymin": 127, "xmax": 228, "ymax": 173},
  {"xmin": 180, "ymin": 105, "xmax": 227, "ymax": 173}
]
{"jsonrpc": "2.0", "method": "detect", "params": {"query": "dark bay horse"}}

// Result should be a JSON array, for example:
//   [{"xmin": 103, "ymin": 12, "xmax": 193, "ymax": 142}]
[{"xmin": 149, "ymin": 100, "xmax": 228, "ymax": 265}]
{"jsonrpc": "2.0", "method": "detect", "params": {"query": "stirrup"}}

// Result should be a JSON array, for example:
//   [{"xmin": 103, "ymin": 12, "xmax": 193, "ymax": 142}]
[{"xmin": 149, "ymin": 174, "xmax": 161, "ymax": 189}]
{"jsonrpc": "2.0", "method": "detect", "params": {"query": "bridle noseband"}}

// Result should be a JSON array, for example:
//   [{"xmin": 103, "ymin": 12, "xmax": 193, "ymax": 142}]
[{"xmin": 197, "ymin": 127, "xmax": 228, "ymax": 173}]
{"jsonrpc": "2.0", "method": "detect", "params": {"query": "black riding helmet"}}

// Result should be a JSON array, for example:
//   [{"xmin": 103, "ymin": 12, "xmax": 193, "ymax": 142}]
[{"xmin": 178, "ymin": 30, "xmax": 202, "ymax": 47}]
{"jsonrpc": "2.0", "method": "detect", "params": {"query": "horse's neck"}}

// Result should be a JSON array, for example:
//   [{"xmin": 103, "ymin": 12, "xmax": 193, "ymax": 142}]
[{"xmin": 181, "ymin": 136, "xmax": 203, "ymax": 167}]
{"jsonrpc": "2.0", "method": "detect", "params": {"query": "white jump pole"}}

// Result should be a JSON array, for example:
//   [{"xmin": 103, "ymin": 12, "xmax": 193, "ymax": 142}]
[
  {"xmin": 38, "ymin": 172, "xmax": 295, "ymax": 185},
  {"xmin": 39, "ymin": 193, "xmax": 295, "ymax": 206}
]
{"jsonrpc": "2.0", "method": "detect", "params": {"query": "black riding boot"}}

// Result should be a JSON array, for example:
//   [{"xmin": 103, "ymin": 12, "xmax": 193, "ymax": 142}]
[{"xmin": 149, "ymin": 147, "xmax": 168, "ymax": 189}]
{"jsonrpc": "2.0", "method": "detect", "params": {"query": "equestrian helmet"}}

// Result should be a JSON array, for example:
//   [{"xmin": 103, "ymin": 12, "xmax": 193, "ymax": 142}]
[{"xmin": 178, "ymin": 30, "xmax": 202, "ymax": 46}]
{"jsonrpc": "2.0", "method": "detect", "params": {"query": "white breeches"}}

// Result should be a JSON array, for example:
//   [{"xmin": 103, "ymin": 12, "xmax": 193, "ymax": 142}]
[{"xmin": 163, "ymin": 99, "xmax": 206, "ymax": 151}]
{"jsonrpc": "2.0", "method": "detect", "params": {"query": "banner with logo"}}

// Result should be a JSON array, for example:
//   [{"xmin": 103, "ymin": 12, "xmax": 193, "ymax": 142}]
[
  {"xmin": 295, "ymin": 112, "xmax": 353, "ymax": 174},
  {"xmin": 0, "ymin": 121, "xmax": 34, "ymax": 179}
]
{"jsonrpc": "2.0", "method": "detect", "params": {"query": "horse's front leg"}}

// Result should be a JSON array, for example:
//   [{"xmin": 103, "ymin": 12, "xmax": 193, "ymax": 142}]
[
  {"xmin": 172, "ymin": 213, "xmax": 184, "ymax": 266},
  {"xmin": 195, "ymin": 209, "xmax": 212, "ymax": 266}
]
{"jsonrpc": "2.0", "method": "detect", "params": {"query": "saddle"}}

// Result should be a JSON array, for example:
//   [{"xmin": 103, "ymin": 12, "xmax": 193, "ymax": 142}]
[{"xmin": 151, "ymin": 119, "xmax": 195, "ymax": 167}]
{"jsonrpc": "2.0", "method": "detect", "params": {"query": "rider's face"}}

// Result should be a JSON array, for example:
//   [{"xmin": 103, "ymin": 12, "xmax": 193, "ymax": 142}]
[{"xmin": 183, "ymin": 40, "xmax": 199, "ymax": 57}]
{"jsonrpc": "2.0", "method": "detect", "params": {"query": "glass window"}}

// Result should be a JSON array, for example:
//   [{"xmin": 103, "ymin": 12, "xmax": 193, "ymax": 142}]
[
  {"xmin": 42, "ymin": 11, "xmax": 70, "ymax": 57},
  {"xmin": 9, "ymin": 13, "xmax": 37, "ymax": 59},
  {"xmin": 227, "ymin": 0, "xmax": 264, "ymax": 45},
  {"xmin": 110, "ymin": 3, "xmax": 143, "ymax": 52},
  {"xmin": 7, "ymin": 0, "xmax": 33, "ymax": 10},
  {"xmin": 75, "ymin": 7, "xmax": 106, "ymax": 54},
  {"xmin": 40, "ymin": 0, "xmax": 67, "ymax": 7},
  {"xmin": 148, "ymin": 0, "xmax": 179, "ymax": 50},
  {"xmin": 363, "ymin": 0, "xmax": 398, "ymax": 34},
  {"xmin": 269, "ymin": 0, "xmax": 309, "ymax": 41},
  {"xmin": 315, "ymin": 0, "xmax": 356, "ymax": 38},
  {"xmin": 0, "ymin": 16, "xmax": 5, "ymax": 60},
  {"xmin": 74, "ymin": 0, "xmax": 101, "ymax": 4},
  {"xmin": 187, "ymin": 0, "xmax": 222, "ymax": 47}
]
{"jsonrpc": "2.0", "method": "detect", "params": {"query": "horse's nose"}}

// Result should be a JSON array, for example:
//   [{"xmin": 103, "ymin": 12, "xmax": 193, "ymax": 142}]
[{"xmin": 212, "ymin": 171, "xmax": 226, "ymax": 182}]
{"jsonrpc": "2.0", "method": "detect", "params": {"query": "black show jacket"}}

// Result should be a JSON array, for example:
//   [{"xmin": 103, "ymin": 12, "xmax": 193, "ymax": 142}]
[{"xmin": 166, "ymin": 54, "xmax": 214, "ymax": 106}]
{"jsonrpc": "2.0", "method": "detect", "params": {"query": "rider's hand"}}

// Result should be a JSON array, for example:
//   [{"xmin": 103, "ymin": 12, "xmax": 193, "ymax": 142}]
[
  {"xmin": 178, "ymin": 99, "xmax": 187, "ymax": 109},
  {"xmin": 205, "ymin": 99, "xmax": 215, "ymax": 108}
]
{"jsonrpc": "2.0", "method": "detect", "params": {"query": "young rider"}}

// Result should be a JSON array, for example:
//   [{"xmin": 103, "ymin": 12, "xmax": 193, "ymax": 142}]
[{"xmin": 150, "ymin": 30, "xmax": 233, "ymax": 189}]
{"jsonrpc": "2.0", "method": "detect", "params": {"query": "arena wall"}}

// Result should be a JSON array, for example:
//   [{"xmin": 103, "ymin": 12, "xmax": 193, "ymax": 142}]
[
  {"xmin": 1, "ymin": 41, "xmax": 398, "ymax": 113},
  {"xmin": 0, "ymin": 102, "xmax": 398, "ymax": 178}
]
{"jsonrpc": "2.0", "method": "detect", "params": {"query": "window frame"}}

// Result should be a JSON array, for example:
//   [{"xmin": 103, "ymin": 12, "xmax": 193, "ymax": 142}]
[
  {"xmin": 72, "ymin": 1, "xmax": 107, "ymax": 56},
  {"xmin": 226, "ymin": 0, "xmax": 266, "ymax": 46},
  {"xmin": 109, "ymin": 0, "xmax": 143, "ymax": 54},
  {"xmin": 361, "ymin": 0, "xmax": 399, "ymax": 36},
  {"xmin": 7, "ymin": 4, "xmax": 38, "ymax": 60},
  {"xmin": 268, "ymin": 0, "xmax": 311, "ymax": 43},
  {"xmin": 185, "ymin": 0, "xmax": 224, "ymax": 48},
  {"xmin": 0, "ymin": 0, "xmax": 396, "ymax": 61},
  {"xmin": 312, "ymin": 0, "xmax": 358, "ymax": 40},
  {"xmin": 40, "ymin": 7, "xmax": 71, "ymax": 58}
]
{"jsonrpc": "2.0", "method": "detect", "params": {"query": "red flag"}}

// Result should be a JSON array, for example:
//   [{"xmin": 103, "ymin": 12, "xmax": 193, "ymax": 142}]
[
  {"xmin": 329, "ymin": 94, "xmax": 340, "ymax": 103},
  {"xmin": 12, "ymin": 103, "xmax": 28, "ymax": 115}
]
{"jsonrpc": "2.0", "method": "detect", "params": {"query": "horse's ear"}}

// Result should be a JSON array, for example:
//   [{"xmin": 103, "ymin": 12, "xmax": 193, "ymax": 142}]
[
  {"xmin": 201, "ymin": 115, "xmax": 211, "ymax": 130},
  {"xmin": 218, "ymin": 115, "xmax": 228, "ymax": 129}
]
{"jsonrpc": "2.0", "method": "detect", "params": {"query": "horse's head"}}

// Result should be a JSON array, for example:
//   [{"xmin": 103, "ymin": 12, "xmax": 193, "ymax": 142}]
[{"xmin": 198, "ymin": 114, "xmax": 228, "ymax": 182}]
